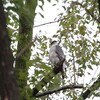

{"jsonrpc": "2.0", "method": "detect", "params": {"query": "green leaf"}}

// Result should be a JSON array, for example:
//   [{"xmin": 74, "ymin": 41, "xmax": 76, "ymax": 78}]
[
  {"xmin": 6, "ymin": 6, "xmax": 18, "ymax": 13},
  {"xmin": 39, "ymin": 5, "xmax": 44, "ymax": 11},
  {"xmin": 86, "ymin": 15, "xmax": 90, "ymax": 20},
  {"xmin": 52, "ymin": 4, "xmax": 56, "ymax": 6},
  {"xmin": 76, "ymin": 60, "xmax": 82, "ymax": 65},
  {"xmin": 82, "ymin": 64, "xmax": 86, "ymax": 69},
  {"xmin": 47, "ymin": 0, "xmax": 51, "ymax": 2},
  {"xmin": 33, "ymin": 57, "xmax": 41, "ymax": 63},
  {"xmin": 39, "ymin": 12, "xmax": 44, "ymax": 18},
  {"xmin": 62, "ymin": 6, "xmax": 66, "ymax": 10},
  {"xmin": 35, "ymin": 70, "xmax": 44, "ymax": 76},
  {"xmin": 79, "ymin": 25, "xmax": 86, "ymax": 36},
  {"xmin": 88, "ymin": 65, "xmax": 93, "ymax": 70}
]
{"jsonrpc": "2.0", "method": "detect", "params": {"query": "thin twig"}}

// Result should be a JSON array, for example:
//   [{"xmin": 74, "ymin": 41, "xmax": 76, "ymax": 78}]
[
  {"xmin": 34, "ymin": 20, "xmax": 60, "ymax": 28},
  {"xmin": 11, "ymin": 20, "xmax": 61, "ymax": 32},
  {"xmin": 33, "ymin": 17, "xmax": 71, "ymax": 28},
  {"xmin": 35, "ymin": 84, "xmax": 83, "ymax": 97}
]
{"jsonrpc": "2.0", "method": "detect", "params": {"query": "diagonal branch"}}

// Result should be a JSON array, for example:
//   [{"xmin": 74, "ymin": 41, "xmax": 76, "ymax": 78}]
[
  {"xmin": 32, "ymin": 60, "xmax": 70, "ymax": 97},
  {"xmin": 34, "ymin": 16, "xmax": 70, "ymax": 28},
  {"xmin": 16, "ymin": 41, "xmax": 33, "ymax": 58},
  {"xmin": 72, "ymin": 1, "xmax": 100, "ymax": 23},
  {"xmin": 35, "ymin": 84, "xmax": 83, "ymax": 98},
  {"xmin": 16, "ymin": 37, "xmax": 37, "ymax": 59},
  {"xmin": 82, "ymin": 75, "xmax": 100, "ymax": 99},
  {"xmin": 32, "ymin": 71, "xmax": 55, "ymax": 97},
  {"xmin": 34, "ymin": 20, "xmax": 59, "ymax": 27}
]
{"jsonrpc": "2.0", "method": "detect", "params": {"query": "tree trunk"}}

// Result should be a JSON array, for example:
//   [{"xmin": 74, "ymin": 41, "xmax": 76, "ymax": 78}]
[
  {"xmin": 0, "ymin": 0, "xmax": 20, "ymax": 100},
  {"xmin": 15, "ymin": 0, "xmax": 37, "ymax": 99}
]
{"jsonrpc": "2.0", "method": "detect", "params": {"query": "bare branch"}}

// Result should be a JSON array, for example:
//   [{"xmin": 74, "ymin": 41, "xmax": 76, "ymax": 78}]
[
  {"xmin": 34, "ymin": 20, "xmax": 59, "ymax": 28},
  {"xmin": 35, "ymin": 84, "xmax": 83, "ymax": 98},
  {"xmin": 34, "ymin": 16, "xmax": 71, "ymax": 28},
  {"xmin": 12, "ymin": 20, "xmax": 60, "ymax": 31},
  {"xmin": 72, "ymin": 1, "xmax": 100, "ymax": 23}
]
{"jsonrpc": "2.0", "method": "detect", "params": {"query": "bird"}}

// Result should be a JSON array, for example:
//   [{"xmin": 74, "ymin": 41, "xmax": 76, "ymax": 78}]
[{"xmin": 49, "ymin": 41, "xmax": 65, "ymax": 79}]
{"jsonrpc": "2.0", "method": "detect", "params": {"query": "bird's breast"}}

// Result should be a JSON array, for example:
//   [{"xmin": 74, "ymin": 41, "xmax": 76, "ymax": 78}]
[{"xmin": 49, "ymin": 51, "xmax": 59, "ymax": 64}]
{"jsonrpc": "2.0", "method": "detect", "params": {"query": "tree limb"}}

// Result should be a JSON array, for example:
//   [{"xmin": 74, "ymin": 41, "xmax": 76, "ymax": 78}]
[
  {"xmin": 16, "ymin": 41, "xmax": 33, "ymax": 58},
  {"xmin": 72, "ymin": 1, "xmax": 100, "ymax": 23},
  {"xmin": 16, "ymin": 37, "xmax": 37, "ymax": 59},
  {"xmin": 82, "ymin": 75, "xmax": 100, "ymax": 99},
  {"xmin": 35, "ymin": 84, "xmax": 83, "ymax": 98},
  {"xmin": 32, "ymin": 71, "xmax": 55, "ymax": 97},
  {"xmin": 32, "ymin": 62, "xmax": 69, "ymax": 97},
  {"xmin": 34, "ymin": 20, "xmax": 59, "ymax": 27},
  {"xmin": 34, "ymin": 17, "xmax": 70, "ymax": 28}
]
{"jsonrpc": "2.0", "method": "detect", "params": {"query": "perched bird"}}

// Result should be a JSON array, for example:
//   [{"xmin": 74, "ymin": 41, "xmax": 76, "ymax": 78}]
[{"xmin": 49, "ymin": 41, "xmax": 65, "ymax": 79}]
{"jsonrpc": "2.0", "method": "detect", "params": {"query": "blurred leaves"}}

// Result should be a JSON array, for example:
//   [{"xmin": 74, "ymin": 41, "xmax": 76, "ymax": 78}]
[{"xmin": 3, "ymin": 0, "xmax": 100, "ymax": 99}]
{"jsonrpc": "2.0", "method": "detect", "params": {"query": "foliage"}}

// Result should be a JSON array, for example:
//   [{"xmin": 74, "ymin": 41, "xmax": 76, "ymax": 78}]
[{"xmin": 3, "ymin": 0, "xmax": 100, "ymax": 100}]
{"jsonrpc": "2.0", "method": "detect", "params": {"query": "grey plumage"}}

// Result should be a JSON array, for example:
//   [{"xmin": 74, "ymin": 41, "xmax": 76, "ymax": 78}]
[{"xmin": 49, "ymin": 41, "xmax": 65, "ymax": 78}]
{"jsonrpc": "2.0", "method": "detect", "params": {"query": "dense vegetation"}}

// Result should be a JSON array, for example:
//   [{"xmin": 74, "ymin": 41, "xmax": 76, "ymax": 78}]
[{"xmin": 0, "ymin": 0, "xmax": 100, "ymax": 100}]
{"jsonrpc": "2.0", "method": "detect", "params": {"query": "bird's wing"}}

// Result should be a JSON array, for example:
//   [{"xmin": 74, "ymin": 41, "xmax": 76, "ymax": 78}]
[{"xmin": 55, "ymin": 45, "xmax": 65, "ymax": 62}]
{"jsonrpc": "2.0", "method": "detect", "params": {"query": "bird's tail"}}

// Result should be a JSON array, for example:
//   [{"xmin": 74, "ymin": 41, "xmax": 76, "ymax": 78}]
[{"xmin": 61, "ymin": 70, "xmax": 64, "ymax": 79}]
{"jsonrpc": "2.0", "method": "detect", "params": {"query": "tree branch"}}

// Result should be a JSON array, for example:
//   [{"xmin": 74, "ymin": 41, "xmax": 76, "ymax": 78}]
[
  {"xmin": 32, "ymin": 71, "xmax": 55, "ymax": 97},
  {"xmin": 82, "ymin": 75, "xmax": 100, "ymax": 99},
  {"xmin": 72, "ymin": 1, "xmax": 100, "ymax": 23},
  {"xmin": 35, "ymin": 84, "xmax": 83, "ymax": 98},
  {"xmin": 34, "ymin": 17, "xmax": 71, "ymax": 28},
  {"xmin": 16, "ymin": 41, "xmax": 33, "ymax": 58},
  {"xmin": 34, "ymin": 20, "xmax": 59, "ymax": 27},
  {"xmin": 16, "ymin": 37, "xmax": 37, "ymax": 59}
]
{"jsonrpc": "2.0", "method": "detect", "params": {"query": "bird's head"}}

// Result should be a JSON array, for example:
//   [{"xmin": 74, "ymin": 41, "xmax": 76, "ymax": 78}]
[{"xmin": 50, "ymin": 41, "xmax": 58, "ymax": 46}]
